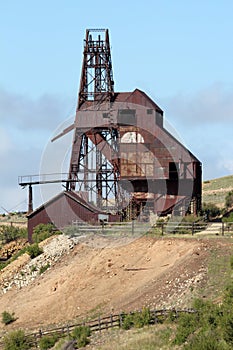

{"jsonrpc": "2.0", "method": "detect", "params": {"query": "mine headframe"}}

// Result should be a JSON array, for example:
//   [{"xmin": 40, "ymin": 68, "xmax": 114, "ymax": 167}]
[
  {"xmin": 78, "ymin": 28, "xmax": 114, "ymax": 107},
  {"xmin": 67, "ymin": 29, "xmax": 124, "ymax": 213}
]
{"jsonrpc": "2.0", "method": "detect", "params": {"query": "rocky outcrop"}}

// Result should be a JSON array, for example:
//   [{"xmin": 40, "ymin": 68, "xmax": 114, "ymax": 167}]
[{"xmin": 0, "ymin": 235, "xmax": 80, "ymax": 294}]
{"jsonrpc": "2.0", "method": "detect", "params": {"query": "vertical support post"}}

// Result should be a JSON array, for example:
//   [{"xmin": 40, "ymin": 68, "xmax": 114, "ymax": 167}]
[
  {"xmin": 98, "ymin": 316, "xmax": 101, "ymax": 333},
  {"xmin": 192, "ymin": 222, "xmax": 194, "ymax": 235},
  {"xmin": 153, "ymin": 309, "xmax": 157, "ymax": 324},
  {"xmin": 110, "ymin": 314, "xmax": 113, "ymax": 327},
  {"xmin": 119, "ymin": 313, "xmax": 123, "ymax": 328},
  {"xmin": 28, "ymin": 185, "xmax": 33, "ymax": 214},
  {"xmin": 222, "ymin": 221, "xmax": 224, "ymax": 236},
  {"xmin": 84, "ymin": 135, "xmax": 88, "ymax": 191},
  {"xmin": 132, "ymin": 219, "xmax": 135, "ymax": 235},
  {"xmin": 161, "ymin": 223, "xmax": 164, "ymax": 235}
]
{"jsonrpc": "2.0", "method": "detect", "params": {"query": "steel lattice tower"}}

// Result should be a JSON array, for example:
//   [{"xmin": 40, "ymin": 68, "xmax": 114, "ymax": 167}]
[{"xmin": 67, "ymin": 29, "xmax": 122, "ymax": 212}]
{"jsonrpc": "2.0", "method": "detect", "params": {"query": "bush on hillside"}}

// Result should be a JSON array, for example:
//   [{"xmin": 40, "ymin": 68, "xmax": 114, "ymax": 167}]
[
  {"xmin": 183, "ymin": 331, "xmax": 224, "ymax": 350},
  {"xmin": 223, "ymin": 212, "xmax": 233, "ymax": 223},
  {"xmin": 122, "ymin": 308, "xmax": 151, "ymax": 330},
  {"xmin": 71, "ymin": 326, "xmax": 91, "ymax": 348},
  {"xmin": 32, "ymin": 223, "xmax": 60, "ymax": 243},
  {"xmin": 225, "ymin": 191, "xmax": 233, "ymax": 209},
  {"xmin": 173, "ymin": 255, "xmax": 233, "ymax": 348},
  {"xmin": 1, "ymin": 311, "xmax": 16, "ymax": 325},
  {"xmin": 3, "ymin": 330, "xmax": 31, "ymax": 350},
  {"xmin": 0, "ymin": 225, "xmax": 27, "ymax": 244},
  {"xmin": 201, "ymin": 202, "xmax": 221, "ymax": 219},
  {"xmin": 26, "ymin": 243, "xmax": 43, "ymax": 258},
  {"xmin": 38, "ymin": 334, "xmax": 58, "ymax": 350},
  {"xmin": 173, "ymin": 312, "xmax": 198, "ymax": 345}
]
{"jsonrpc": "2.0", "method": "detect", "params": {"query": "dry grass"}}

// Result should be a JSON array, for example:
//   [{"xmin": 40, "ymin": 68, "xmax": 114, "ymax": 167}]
[
  {"xmin": 202, "ymin": 175, "xmax": 233, "ymax": 207},
  {"xmin": 87, "ymin": 324, "xmax": 180, "ymax": 350}
]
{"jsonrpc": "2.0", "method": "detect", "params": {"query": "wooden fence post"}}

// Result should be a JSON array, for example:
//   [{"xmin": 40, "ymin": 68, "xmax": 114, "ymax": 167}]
[
  {"xmin": 161, "ymin": 223, "xmax": 164, "ymax": 235},
  {"xmin": 119, "ymin": 313, "xmax": 123, "ymax": 328},
  {"xmin": 132, "ymin": 219, "xmax": 135, "ymax": 235},
  {"xmin": 153, "ymin": 309, "xmax": 157, "ymax": 324},
  {"xmin": 222, "ymin": 221, "xmax": 224, "ymax": 236},
  {"xmin": 192, "ymin": 222, "xmax": 194, "ymax": 235},
  {"xmin": 34, "ymin": 333, "xmax": 38, "ymax": 348}
]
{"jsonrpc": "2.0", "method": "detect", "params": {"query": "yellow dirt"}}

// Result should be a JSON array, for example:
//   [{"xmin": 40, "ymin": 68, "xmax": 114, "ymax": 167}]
[{"xmin": 0, "ymin": 235, "xmax": 218, "ymax": 333}]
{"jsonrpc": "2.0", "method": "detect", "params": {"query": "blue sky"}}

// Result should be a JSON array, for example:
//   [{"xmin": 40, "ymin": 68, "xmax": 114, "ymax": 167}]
[{"xmin": 1, "ymin": 0, "xmax": 233, "ymax": 213}]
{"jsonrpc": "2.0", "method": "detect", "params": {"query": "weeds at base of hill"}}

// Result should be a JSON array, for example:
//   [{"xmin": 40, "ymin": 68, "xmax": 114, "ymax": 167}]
[
  {"xmin": 1, "ymin": 311, "xmax": 16, "ymax": 325},
  {"xmin": 171, "ymin": 254, "xmax": 233, "ymax": 349},
  {"xmin": 39, "ymin": 263, "xmax": 50, "ymax": 275},
  {"xmin": 32, "ymin": 223, "xmax": 61, "ymax": 243},
  {"xmin": 87, "ymin": 325, "xmax": 175, "ymax": 350},
  {"xmin": 38, "ymin": 334, "xmax": 59, "ymax": 350},
  {"xmin": 26, "ymin": 243, "xmax": 43, "ymax": 259},
  {"xmin": 198, "ymin": 244, "xmax": 233, "ymax": 301},
  {"xmin": 122, "ymin": 308, "xmax": 151, "ymax": 330},
  {"xmin": 71, "ymin": 325, "xmax": 91, "ymax": 348},
  {"xmin": 3, "ymin": 329, "xmax": 31, "ymax": 350}
]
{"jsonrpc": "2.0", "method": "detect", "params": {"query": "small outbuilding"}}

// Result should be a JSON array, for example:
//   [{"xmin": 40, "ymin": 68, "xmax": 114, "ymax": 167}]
[{"xmin": 27, "ymin": 191, "xmax": 119, "ymax": 242}]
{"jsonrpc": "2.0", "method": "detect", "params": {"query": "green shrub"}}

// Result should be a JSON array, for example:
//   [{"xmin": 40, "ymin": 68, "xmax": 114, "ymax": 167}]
[
  {"xmin": 184, "ymin": 331, "xmax": 224, "ymax": 350},
  {"xmin": 222, "ymin": 213, "xmax": 233, "ymax": 223},
  {"xmin": 201, "ymin": 203, "xmax": 221, "ymax": 219},
  {"xmin": 30, "ymin": 265, "xmax": 37, "ymax": 272},
  {"xmin": 0, "ymin": 225, "xmax": 27, "ymax": 243},
  {"xmin": 223, "ymin": 283, "xmax": 233, "ymax": 305},
  {"xmin": 39, "ymin": 263, "xmax": 50, "ymax": 274},
  {"xmin": 173, "ymin": 312, "xmax": 198, "ymax": 345},
  {"xmin": 225, "ymin": 191, "xmax": 233, "ymax": 209},
  {"xmin": 135, "ymin": 308, "xmax": 151, "ymax": 328},
  {"xmin": 26, "ymin": 243, "xmax": 43, "ymax": 259},
  {"xmin": 230, "ymin": 256, "xmax": 233, "ymax": 270},
  {"xmin": 32, "ymin": 223, "xmax": 59, "ymax": 243},
  {"xmin": 122, "ymin": 314, "xmax": 134, "ymax": 330},
  {"xmin": 122, "ymin": 309, "xmax": 151, "ymax": 330},
  {"xmin": 38, "ymin": 334, "xmax": 58, "ymax": 350},
  {"xmin": 222, "ymin": 314, "xmax": 233, "ymax": 346},
  {"xmin": 3, "ymin": 329, "xmax": 31, "ymax": 350},
  {"xmin": 1, "ymin": 311, "xmax": 16, "ymax": 325},
  {"xmin": 192, "ymin": 298, "xmax": 220, "ymax": 331},
  {"xmin": 71, "ymin": 326, "xmax": 91, "ymax": 347}
]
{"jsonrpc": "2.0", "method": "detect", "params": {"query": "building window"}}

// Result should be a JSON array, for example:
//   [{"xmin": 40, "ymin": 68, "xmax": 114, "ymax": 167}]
[
  {"xmin": 169, "ymin": 162, "xmax": 178, "ymax": 179},
  {"xmin": 121, "ymin": 132, "xmax": 144, "ymax": 143},
  {"xmin": 117, "ymin": 109, "xmax": 136, "ymax": 125}
]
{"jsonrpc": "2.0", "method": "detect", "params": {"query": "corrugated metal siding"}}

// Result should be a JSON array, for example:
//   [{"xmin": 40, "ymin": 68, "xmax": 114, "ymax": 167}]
[{"xmin": 28, "ymin": 192, "xmax": 120, "ymax": 242}]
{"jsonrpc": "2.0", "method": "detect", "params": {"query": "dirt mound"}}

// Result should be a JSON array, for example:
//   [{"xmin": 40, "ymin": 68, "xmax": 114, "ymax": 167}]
[{"xmin": 0, "ymin": 235, "xmax": 224, "ymax": 332}]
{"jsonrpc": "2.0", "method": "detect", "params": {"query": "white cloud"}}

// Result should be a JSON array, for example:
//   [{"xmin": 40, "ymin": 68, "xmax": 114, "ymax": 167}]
[
  {"xmin": 163, "ymin": 82, "xmax": 233, "ymax": 125},
  {"xmin": 0, "ymin": 127, "xmax": 12, "ymax": 155},
  {"xmin": 0, "ymin": 88, "xmax": 75, "ymax": 213},
  {"xmin": 0, "ymin": 87, "xmax": 74, "ymax": 130}
]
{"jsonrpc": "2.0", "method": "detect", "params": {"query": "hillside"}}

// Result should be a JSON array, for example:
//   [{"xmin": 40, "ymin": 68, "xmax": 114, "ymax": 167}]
[
  {"xmin": 0, "ymin": 233, "xmax": 232, "ymax": 337},
  {"xmin": 202, "ymin": 174, "xmax": 233, "ymax": 208}
]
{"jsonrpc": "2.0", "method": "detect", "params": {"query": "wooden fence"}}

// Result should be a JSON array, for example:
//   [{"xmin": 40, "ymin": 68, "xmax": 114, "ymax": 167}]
[
  {"xmin": 71, "ymin": 220, "xmax": 152, "ymax": 236},
  {"xmin": 222, "ymin": 221, "xmax": 233, "ymax": 235},
  {"xmin": 154, "ymin": 221, "xmax": 208, "ymax": 235},
  {"xmin": 0, "ymin": 308, "xmax": 196, "ymax": 349},
  {"xmin": 70, "ymin": 220, "xmax": 208, "ymax": 236}
]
